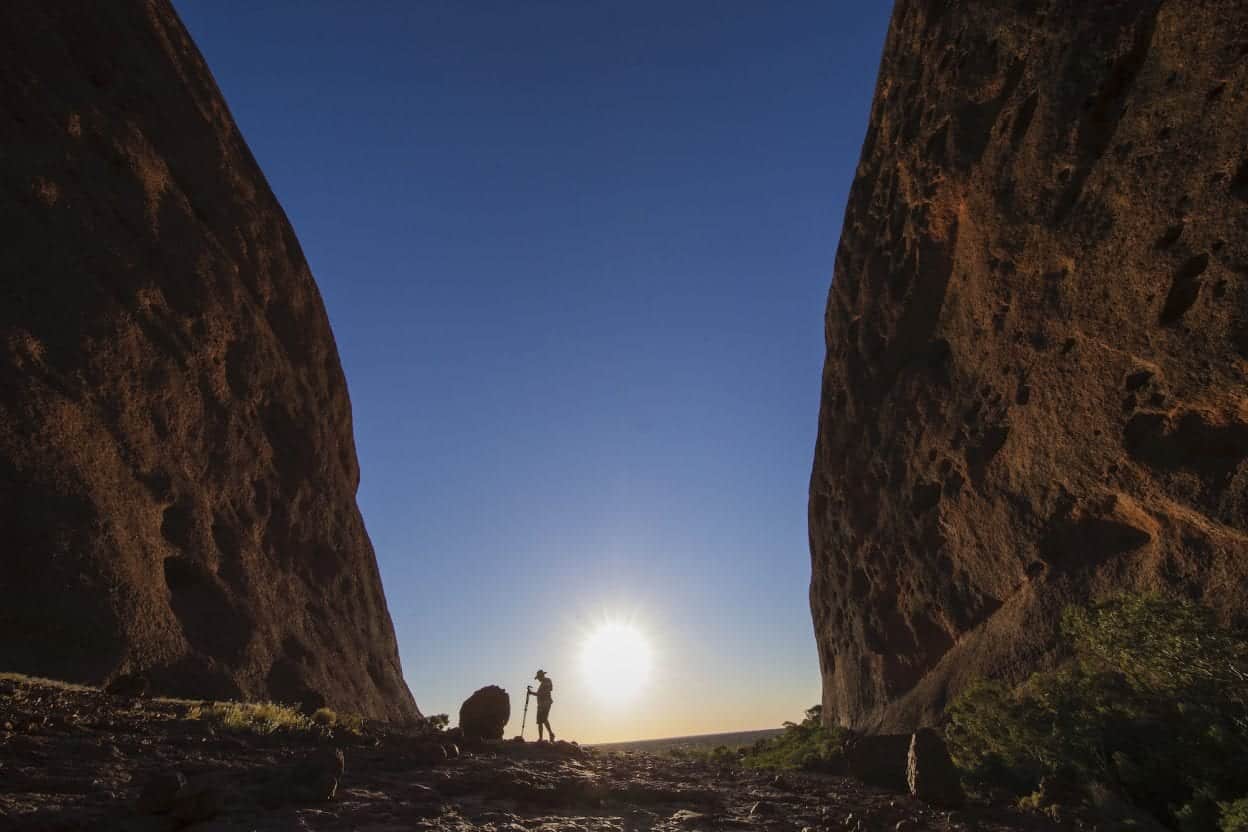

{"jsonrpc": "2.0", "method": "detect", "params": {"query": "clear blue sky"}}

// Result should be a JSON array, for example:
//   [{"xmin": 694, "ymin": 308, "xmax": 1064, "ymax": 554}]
[{"xmin": 174, "ymin": 1, "xmax": 891, "ymax": 742}]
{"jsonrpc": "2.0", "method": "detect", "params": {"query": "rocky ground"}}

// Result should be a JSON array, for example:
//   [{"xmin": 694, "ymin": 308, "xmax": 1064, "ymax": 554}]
[{"xmin": 0, "ymin": 676, "xmax": 1074, "ymax": 831}]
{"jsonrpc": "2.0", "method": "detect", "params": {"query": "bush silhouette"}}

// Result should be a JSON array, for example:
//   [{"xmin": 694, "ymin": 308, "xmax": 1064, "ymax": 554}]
[
  {"xmin": 946, "ymin": 593, "xmax": 1248, "ymax": 830},
  {"xmin": 1221, "ymin": 797, "xmax": 1248, "ymax": 832},
  {"xmin": 741, "ymin": 705, "xmax": 846, "ymax": 770},
  {"xmin": 663, "ymin": 706, "xmax": 845, "ymax": 770}
]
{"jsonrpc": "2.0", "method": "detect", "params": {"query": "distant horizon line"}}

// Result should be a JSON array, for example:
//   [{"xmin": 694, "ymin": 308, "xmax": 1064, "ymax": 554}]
[{"xmin": 587, "ymin": 725, "xmax": 784, "ymax": 747}]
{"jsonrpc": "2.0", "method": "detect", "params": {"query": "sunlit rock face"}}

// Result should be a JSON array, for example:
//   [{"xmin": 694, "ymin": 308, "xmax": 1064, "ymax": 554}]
[
  {"xmin": 810, "ymin": 0, "xmax": 1248, "ymax": 732},
  {"xmin": 0, "ymin": 1, "xmax": 419, "ymax": 722}
]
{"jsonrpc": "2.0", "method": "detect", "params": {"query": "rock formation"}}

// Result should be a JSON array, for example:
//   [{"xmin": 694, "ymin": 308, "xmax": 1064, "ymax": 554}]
[
  {"xmin": 810, "ymin": 0, "xmax": 1248, "ymax": 731},
  {"xmin": 906, "ymin": 729, "xmax": 964, "ymax": 808},
  {"xmin": 0, "ymin": 1, "xmax": 418, "ymax": 721},
  {"xmin": 459, "ymin": 686, "xmax": 511, "ymax": 741}
]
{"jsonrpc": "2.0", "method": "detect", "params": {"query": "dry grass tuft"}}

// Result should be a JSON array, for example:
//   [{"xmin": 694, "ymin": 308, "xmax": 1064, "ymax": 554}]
[
  {"xmin": 0, "ymin": 672, "xmax": 95, "ymax": 693},
  {"xmin": 185, "ymin": 700, "xmax": 312, "ymax": 735}
]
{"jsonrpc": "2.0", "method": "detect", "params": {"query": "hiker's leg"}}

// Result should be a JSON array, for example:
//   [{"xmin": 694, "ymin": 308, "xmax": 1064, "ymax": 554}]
[{"xmin": 547, "ymin": 719, "xmax": 555, "ymax": 741}]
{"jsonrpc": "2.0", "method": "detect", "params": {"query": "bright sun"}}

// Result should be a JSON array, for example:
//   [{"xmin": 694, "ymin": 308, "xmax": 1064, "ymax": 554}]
[{"xmin": 580, "ymin": 620, "xmax": 651, "ymax": 703}]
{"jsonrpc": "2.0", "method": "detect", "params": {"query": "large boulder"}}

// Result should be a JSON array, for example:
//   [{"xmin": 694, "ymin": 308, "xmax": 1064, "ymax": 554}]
[
  {"xmin": 810, "ymin": 0, "xmax": 1248, "ymax": 731},
  {"xmin": 906, "ymin": 729, "xmax": 964, "ymax": 807},
  {"xmin": 458, "ymin": 686, "xmax": 510, "ymax": 741},
  {"xmin": 0, "ymin": 1, "xmax": 418, "ymax": 721}
]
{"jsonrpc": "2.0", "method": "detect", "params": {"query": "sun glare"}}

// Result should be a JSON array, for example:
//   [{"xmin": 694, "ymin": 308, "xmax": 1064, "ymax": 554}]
[{"xmin": 580, "ymin": 620, "xmax": 651, "ymax": 704}]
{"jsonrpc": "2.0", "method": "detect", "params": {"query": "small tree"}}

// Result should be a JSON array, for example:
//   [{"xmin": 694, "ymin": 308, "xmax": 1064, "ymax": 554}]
[
  {"xmin": 946, "ymin": 593, "xmax": 1248, "ymax": 830},
  {"xmin": 738, "ymin": 703, "xmax": 845, "ymax": 770}
]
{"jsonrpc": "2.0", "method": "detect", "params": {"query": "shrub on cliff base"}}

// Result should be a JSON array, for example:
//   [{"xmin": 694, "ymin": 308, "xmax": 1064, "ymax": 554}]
[
  {"xmin": 310, "ymin": 707, "xmax": 365, "ymax": 733},
  {"xmin": 183, "ymin": 700, "xmax": 366, "ymax": 736},
  {"xmin": 186, "ymin": 700, "xmax": 313, "ymax": 735},
  {"xmin": 665, "ymin": 706, "xmax": 845, "ymax": 770},
  {"xmin": 740, "ymin": 705, "xmax": 847, "ymax": 770},
  {"xmin": 946, "ymin": 593, "xmax": 1248, "ymax": 830},
  {"xmin": 671, "ymin": 744, "xmax": 741, "ymax": 767},
  {"xmin": 1220, "ymin": 797, "xmax": 1248, "ymax": 832}
]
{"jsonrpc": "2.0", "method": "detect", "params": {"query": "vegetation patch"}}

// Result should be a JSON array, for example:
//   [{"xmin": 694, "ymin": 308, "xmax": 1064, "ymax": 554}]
[
  {"xmin": 309, "ymin": 706, "xmax": 364, "ymax": 732},
  {"xmin": 669, "ymin": 706, "xmax": 847, "ymax": 771},
  {"xmin": 946, "ymin": 593, "xmax": 1248, "ymax": 831},
  {"xmin": 1221, "ymin": 798, "xmax": 1248, "ymax": 832},
  {"xmin": 421, "ymin": 713, "xmax": 450, "ymax": 732},
  {"xmin": 185, "ymin": 700, "xmax": 315, "ymax": 735}
]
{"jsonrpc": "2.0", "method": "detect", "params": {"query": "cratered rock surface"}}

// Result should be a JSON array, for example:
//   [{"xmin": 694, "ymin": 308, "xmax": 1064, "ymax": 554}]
[
  {"xmin": 0, "ymin": 0, "xmax": 418, "ymax": 722},
  {"xmin": 810, "ymin": 0, "xmax": 1248, "ymax": 731}
]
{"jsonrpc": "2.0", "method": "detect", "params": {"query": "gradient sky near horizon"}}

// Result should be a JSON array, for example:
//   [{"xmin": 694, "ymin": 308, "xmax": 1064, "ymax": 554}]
[{"xmin": 173, "ymin": 1, "xmax": 892, "ymax": 743}]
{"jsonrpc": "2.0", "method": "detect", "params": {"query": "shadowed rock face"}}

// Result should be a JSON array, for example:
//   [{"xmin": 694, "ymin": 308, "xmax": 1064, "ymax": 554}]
[
  {"xmin": 810, "ymin": 0, "xmax": 1248, "ymax": 732},
  {"xmin": 0, "ymin": 1, "xmax": 418, "ymax": 721}
]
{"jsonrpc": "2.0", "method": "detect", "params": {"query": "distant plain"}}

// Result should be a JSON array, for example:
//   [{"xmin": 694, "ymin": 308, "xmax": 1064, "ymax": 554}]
[{"xmin": 589, "ymin": 728, "xmax": 784, "ymax": 754}]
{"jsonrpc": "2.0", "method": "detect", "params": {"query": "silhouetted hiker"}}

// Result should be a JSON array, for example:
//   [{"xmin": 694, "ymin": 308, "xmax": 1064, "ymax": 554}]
[{"xmin": 526, "ymin": 669, "xmax": 555, "ymax": 741}]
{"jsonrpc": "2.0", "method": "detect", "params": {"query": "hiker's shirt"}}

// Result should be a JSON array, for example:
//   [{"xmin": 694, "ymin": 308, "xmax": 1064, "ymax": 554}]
[{"xmin": 536, "ymin": 678, "xmax": 553, "ymax": 704}]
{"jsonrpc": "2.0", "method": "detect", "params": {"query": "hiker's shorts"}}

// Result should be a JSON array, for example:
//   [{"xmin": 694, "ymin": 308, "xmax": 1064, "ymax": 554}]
[{"xmin": 536, "ymin": 700, "xmax": 551, "ymax": 722}]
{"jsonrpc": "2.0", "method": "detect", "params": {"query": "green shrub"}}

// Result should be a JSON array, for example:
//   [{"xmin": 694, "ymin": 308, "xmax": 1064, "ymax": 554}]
[
  {"xmin": 660, "ymin": 707, "xmax": 844, "ymax": 770},
  {"xmin": 1016, "ymin": 787, "xmax": 1066, "ymax": 822},
  {"xmin": 946, "ymin": 593, "xmax": 1248, "ymax": 829},
  {"xmin": 308, "ymin": 706, "xmax": 365, "ymax": 734},
  {"xmin": 338, "ymin": 712, "xmax": 365, "ymax": 734},
  {"xmin": 664, "ymin": 743, "xmax": 741, "ymax": 766},
  {"xmin": 705, "ymin": 744, "xmax": 743, "ymax": 767},
  {"xmin": 737, "ymin": 705, "xmax": 847, "ymax": 771},
  {"xmin": 1220, "ymin": 797, "xmax": 1248, "ymax": 832}
]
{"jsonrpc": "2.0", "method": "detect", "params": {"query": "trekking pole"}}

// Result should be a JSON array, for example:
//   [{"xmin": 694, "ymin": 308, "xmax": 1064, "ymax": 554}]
[{"xmin": 520, "ymin": 686, "xmax": 531, "ymax": 738}]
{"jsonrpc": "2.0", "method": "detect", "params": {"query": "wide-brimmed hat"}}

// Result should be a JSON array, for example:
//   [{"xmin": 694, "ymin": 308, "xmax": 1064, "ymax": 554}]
[{"xmin": 534, "ymin": 669, "xmax": 546, "ymax": 679}]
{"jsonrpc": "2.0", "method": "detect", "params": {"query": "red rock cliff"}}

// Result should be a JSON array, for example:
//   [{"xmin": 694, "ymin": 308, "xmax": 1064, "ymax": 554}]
[
  {"xmin": 0, "ymin": 1, "xmax": 419, "ymax": 721},
  {"xmin": 810, "ymin": 0, "xmax": 1248, "ymax": 731}
]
